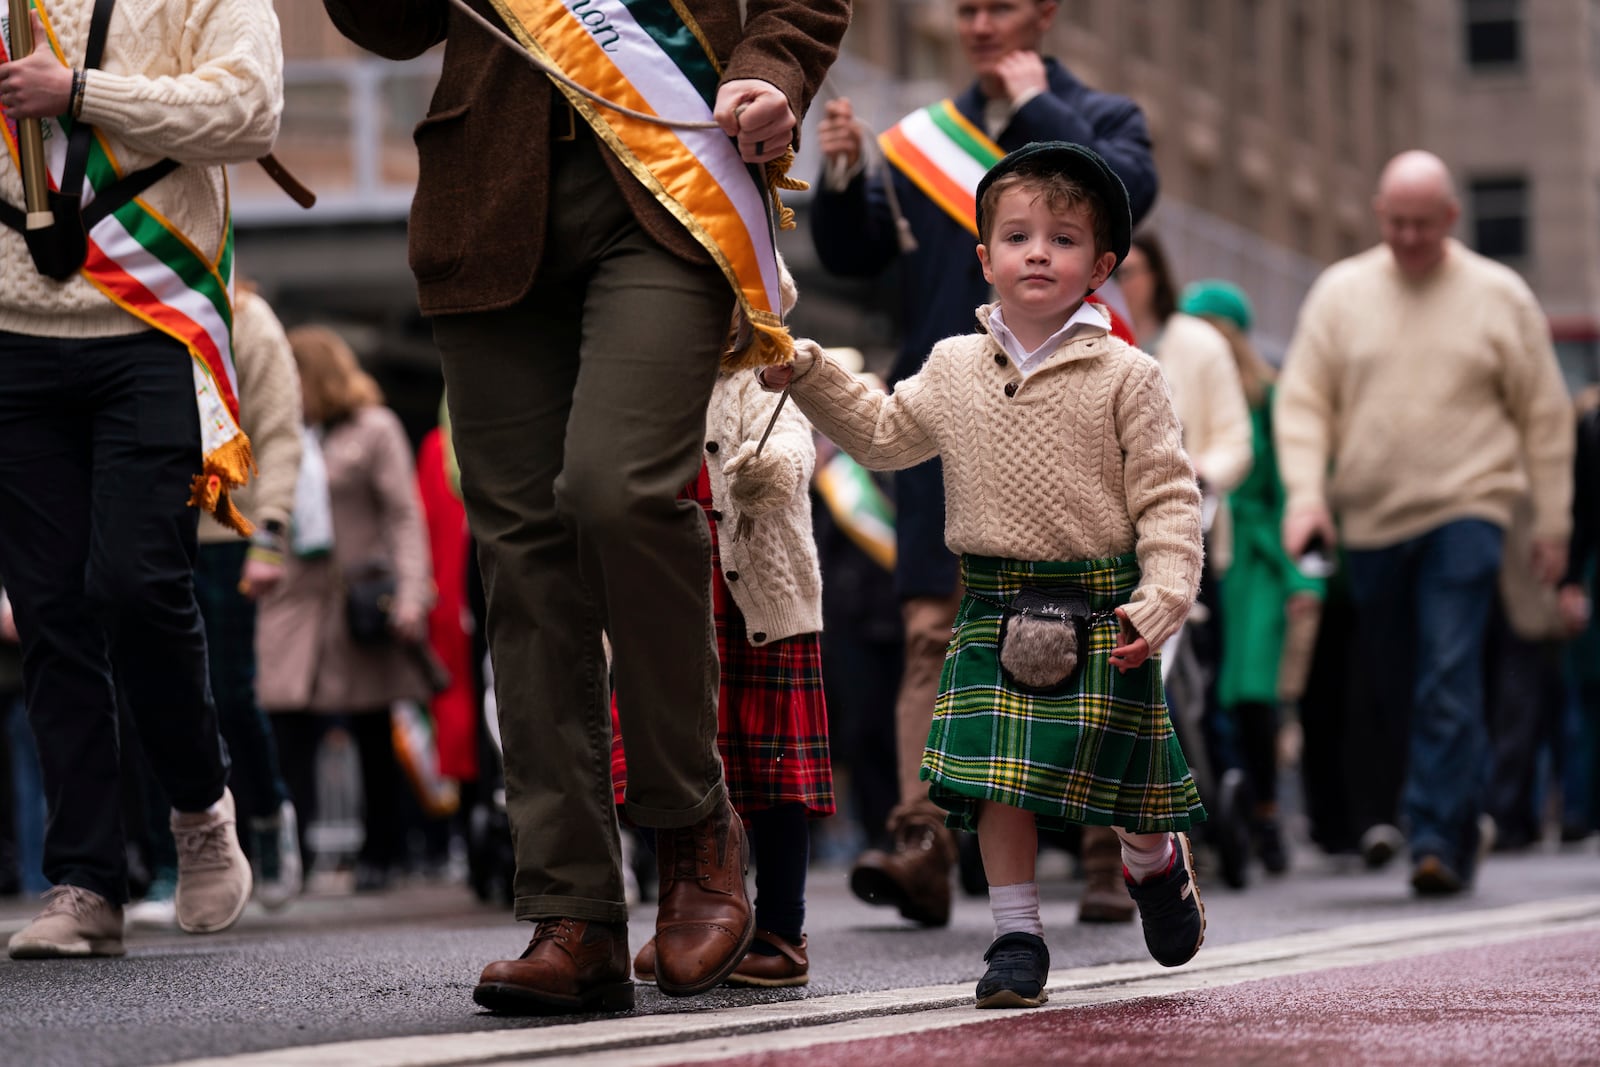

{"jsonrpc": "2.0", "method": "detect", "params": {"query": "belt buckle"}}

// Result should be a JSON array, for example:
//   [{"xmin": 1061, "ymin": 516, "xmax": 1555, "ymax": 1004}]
[{"xmin": 554, "ymin": 98, "xmax": 578, "ymax": 142}]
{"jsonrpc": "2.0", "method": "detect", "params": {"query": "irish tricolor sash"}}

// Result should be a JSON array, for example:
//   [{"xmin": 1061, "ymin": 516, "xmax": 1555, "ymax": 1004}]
[
  {"xmin": 1, "ymin": 3, "xmax": 254, "ymax": 534},
  {"xmin": 815, "ymin": 451, "xmax": 894, "ymax": 571},
  {"xmin": 483, "ymin": 0, "xmax": 792, "ymax": 368},
  {"xmin": 878, "ymin": 100, "xmax": 1003, "ymax": 237}
]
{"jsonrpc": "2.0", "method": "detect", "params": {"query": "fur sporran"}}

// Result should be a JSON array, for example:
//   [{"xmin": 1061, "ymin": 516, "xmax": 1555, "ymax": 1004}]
[{"xmin": 997, "ymin": 587, "xmax": 1094, "ymax": 691}]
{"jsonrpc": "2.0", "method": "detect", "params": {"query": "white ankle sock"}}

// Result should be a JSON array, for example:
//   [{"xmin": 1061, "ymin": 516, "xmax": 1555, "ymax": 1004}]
[
  {"xmin": 989, "ymin": 881, "xmax": 1044, "ymax": 938},
  {"xmin": 1118, "ymin": 833, "xmax": 1174, "ymax": 884}
]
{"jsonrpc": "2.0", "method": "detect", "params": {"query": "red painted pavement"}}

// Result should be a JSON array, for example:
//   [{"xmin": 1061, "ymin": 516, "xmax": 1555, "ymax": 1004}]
[{"xmin": 667, "ymin": 930, "xmax": 1600, "ymax": 1067}]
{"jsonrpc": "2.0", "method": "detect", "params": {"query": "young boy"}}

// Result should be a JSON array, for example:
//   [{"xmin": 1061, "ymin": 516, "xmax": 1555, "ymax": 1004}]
[{"xmin": 761, "ymin": 142, "xmax": 1208, "ymax": 1007}]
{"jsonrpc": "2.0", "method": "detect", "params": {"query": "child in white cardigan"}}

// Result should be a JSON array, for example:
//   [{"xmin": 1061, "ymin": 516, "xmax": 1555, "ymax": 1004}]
[
  {"xmin": 762, "ymin": 143, "xmax": 1208, "ymax": 1008},
  {"xmin": 614, "ymin": 268, "xmax": 833, "ymax": 988}
]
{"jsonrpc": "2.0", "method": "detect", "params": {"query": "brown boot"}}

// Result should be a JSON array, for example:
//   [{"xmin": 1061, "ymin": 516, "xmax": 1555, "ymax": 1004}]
[
  {"xmin": 1077, "ymin": 825, "xmax": 1135, "ymax": 923},
  {"xmin": 653, "ymin": 799, "xmax": 755, "ymax": 996},
  {"xmin": 849, "ymin": 808, "xmax": 955, "ymax": 927},
  {"xmin": 632, "ymin": 937, "xmax": 656, "ymax": 983},
  {"xmin": 473, "ymin": 918, "xmax": 633, "ymax": 1015}
]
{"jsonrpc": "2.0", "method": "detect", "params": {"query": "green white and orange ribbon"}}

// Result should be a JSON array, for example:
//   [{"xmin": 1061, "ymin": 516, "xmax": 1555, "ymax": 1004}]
[
  {"xmin": 482, "ymin": 0, "xmax": 793, "ymax": 369},
  {"xmin": 0, "ymin": 2, "xmax": 254, "ymax": 533},
  {"xmin": 878, "ymin": 99, "xmax": 1003, "ymax": 237}
]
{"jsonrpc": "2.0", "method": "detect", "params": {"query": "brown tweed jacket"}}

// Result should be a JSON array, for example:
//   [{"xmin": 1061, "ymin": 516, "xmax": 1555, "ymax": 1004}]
[{"xmin": 322, "ymin": 0, "xmax": 851, "ymax": 316}]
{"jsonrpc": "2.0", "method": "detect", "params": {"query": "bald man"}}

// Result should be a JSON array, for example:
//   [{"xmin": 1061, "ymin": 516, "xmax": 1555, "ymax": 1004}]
[{"xmin": 1274, "ymin": 150, "xmax": 1574, "ymax": 895}]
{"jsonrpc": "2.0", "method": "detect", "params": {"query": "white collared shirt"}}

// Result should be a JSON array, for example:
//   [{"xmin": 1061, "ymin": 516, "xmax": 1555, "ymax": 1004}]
[{"xmin": 988, "ymin": 301, "xmax": 1108, "ymax": 377}]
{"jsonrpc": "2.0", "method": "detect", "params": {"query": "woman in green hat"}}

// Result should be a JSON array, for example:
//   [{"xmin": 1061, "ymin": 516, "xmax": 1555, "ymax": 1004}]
[{"xmin": 1178, "ymin": 280, "xmax": 1325, "ymax": 874}]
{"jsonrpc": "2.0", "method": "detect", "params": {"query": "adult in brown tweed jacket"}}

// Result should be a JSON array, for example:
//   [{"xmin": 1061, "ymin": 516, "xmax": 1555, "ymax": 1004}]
[{"xmin": 320, "ymin": 0, "xmax": 849, "ymax": 1014}]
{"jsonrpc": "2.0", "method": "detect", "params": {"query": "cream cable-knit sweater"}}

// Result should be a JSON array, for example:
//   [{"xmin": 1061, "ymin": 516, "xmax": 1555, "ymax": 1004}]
[
  {"xmin": 196, "ymin": 290, "xmax": 301, "ymax": 545},
  {"xmin": 1276, "ymin": 240, "xmax": 1574, "ymax": 549},
  {"xmin": 704, "ymin": 369, "xmax": 822, "ymax": 645},
  {"xmin": 0, "ymin": 0, "xmax": 283, "ymax": 337},
  {"xmin": 787, "ymin": 303, "xmax": 1204, "ymax": 649}
]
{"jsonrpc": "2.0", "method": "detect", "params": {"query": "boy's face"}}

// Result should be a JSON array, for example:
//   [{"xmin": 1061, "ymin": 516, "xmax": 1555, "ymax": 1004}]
[{"xmin": 977, "ymin": 186, "xmax": 1116, "ymax": 336}]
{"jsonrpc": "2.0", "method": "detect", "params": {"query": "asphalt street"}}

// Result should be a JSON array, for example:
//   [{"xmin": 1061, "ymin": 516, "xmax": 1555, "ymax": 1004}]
[{"xmin": 0, "ymin": 839, "xmax": 1596, "ymax": 1066}]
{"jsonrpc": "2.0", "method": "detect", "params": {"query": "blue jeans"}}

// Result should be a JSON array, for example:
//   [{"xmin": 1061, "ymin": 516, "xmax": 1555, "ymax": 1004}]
[
  {"xmin": 6, "ymin": 696, "xmax": 47, "ymax": 894},
  {"xmin": 1346, "ymin": 520, "xmax": 1503, "ymax": 881}
]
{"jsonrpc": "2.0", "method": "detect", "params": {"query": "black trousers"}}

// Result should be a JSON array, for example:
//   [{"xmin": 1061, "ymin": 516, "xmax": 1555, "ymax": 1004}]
[{"xmin": 0, "ymin": 329, "xmax": 228, "ymax": 903}]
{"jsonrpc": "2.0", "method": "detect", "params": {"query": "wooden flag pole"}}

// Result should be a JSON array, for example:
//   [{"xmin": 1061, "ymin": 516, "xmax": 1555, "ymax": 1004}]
[{"xmin": 6, "ymin": 0, "xmax": 53, "ymax": 229}]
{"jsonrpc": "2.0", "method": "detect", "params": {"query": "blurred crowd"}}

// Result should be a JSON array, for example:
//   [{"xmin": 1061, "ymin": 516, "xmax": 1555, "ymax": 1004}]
[{"xmin": 0, "ymin": 242, "xmax": 1592, "ymax": 916}]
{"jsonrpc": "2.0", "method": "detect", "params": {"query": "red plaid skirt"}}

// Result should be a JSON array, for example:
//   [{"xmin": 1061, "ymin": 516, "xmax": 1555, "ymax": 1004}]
[{"xmin": 612, "ymin": 464, "xmax": 834, "ymax": 819}]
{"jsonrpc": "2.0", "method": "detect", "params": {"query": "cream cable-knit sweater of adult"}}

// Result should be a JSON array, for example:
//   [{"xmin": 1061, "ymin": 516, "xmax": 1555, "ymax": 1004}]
[
  {"xmin": 704, "ymin": 369, "xmax": 822, "ymax": 645},
  {"xmin": 196, "ymin": 290, "xmax": 301, "ymax": 545},
  {"xmin": 1155, "ymin": 312, "xmax": 1253, "ymax": 573},
  {"xmin": 786, "ymin": 303, "xmax": 1204, "ymax": 649},
  {"xmin": 1276, "ymin": 239, "xmax": 1574, "ymax": 549},
  {"xmin": 0, "ymin": 0, "xmax": 283, "ymax": 337}
]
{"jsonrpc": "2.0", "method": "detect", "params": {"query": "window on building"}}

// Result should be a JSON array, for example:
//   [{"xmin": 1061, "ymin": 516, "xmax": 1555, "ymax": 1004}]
[
  {"xmin": 1129, "ymin": 0, "xmax": 1156, "ymax": 58},
  {"xmin": 1238, "ymin": 0, "xmax": 1260, "ymax": 61},
  {"xmin": 1286, "ymin": 3, "xmax": 1312, "ymax": 134},
  {"xmin": 1334, "ymin": 33, "xmax": 1356, "ymax": 153},
  {"xmin": 1469, "ymin": 176, "xmax": 1529, "ymax": 259},
  {"xmin": 1463, "ymin": 0, "xmax": 1522, "ymax": 69}
]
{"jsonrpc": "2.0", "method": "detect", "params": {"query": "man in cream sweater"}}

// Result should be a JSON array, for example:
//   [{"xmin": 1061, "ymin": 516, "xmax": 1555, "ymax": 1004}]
[
  {"xmin": 0, "ymin": 0, "xmax": 282, "ymax": 956},
  {"xmin": 1275, "ymin": 150, "xmax": 1573, "ymax": 896}
]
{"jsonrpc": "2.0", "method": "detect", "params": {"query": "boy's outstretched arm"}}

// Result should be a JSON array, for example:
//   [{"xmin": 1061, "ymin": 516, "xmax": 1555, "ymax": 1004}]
[
  {"xmin": 1115, "ymin": 361, "xmax": 1205, "ymax": 652},
  {"xmin": 757, "ymin": 340, "xmax": 938, "ymax": 472}
]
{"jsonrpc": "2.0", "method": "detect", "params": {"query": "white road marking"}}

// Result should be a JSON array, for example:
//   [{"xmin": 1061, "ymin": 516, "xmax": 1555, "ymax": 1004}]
[{"xmin": 168, "ymin": 895, "xmax": 1600, "ymax": 1067}]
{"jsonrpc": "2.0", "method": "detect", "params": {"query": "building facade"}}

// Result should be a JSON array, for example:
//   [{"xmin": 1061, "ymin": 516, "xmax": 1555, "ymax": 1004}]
[
  {"xmin": 1415, "ymin": 0, "xmax": 1600, "ymax": 389},
  {"xmin": 244, "ymin": 2, "xmax": 1600, "ymax": 391}
]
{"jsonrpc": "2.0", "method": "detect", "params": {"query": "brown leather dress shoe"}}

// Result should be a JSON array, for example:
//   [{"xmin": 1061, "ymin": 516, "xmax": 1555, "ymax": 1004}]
[
  {"xmin": 473, "ymin": 917, "xmax": 634, "ymax": 1015},
  {"xmin": 725, "ymin": 930, "xmax": 809, "ymax": 987},
  {"xmin": 653, "ymin": 800, "xmax": 755, "ymax": 997},
  {"xmin": 849, "ymin": 812, "xmax": 954, "ymax": 927}
]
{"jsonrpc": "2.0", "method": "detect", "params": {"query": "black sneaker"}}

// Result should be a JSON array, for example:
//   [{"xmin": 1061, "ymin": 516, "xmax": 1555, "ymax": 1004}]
[
  {"xmin": 1125, "ymin": 833, "xmax": 1206, "ymax": 967},
  {"xmin": 974, "ymin": 932, "xmax": 1050, "ymax": 1008}
]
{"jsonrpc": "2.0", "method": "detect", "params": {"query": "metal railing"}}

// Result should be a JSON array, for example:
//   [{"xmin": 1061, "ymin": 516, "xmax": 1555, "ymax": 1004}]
[{"xmin": 230, "ymin": 55, "xmax": 441, "ymax": 226}]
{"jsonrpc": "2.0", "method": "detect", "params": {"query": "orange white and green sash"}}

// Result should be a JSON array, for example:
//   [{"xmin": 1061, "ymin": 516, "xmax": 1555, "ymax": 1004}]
[
  {"xmin": 1, "ymin": 3, "xmax": 253, "ymax": 534},
  {"xmin": 815, "ymin": 451, "xmax": 894, "ymax": 571},
  {"xmin": 483, "ymin": 0, "xmax": 792, "ymax": 368},
  {"xmin": 878, "ymin": 100, "xmax": 1003, "ymax": 237}
]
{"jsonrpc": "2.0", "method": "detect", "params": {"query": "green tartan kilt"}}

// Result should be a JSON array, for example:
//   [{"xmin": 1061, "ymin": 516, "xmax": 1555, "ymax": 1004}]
[{"xmin": 921, "ymin": 553, "xmax": 1206, "ymax": 834}]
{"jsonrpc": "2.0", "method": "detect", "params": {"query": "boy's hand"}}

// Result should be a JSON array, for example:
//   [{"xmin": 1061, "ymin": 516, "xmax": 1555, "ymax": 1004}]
[
  {"xmin": 757, "ymin": 363, "xmax": 793, "ymax": 392},
  {"xmin": 1109, "ymin": 607, "xmax": 1150, "ymax": 672}
]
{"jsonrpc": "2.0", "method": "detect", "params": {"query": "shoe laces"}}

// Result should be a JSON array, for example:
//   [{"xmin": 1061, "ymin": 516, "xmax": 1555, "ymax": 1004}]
[
  {"xmin": 174, "ymin": 817, "xmax": 234, "ymax": 873},
  {"xmin": 666, "ymin": 823, "xmax": 713, "ymax": 886},
  {"xmin": 526, "ymin": 918, "xmax": 580, "ymax": 956},
  {"xmin": 39, "ymin": 884, "xmax": 110, "ymax": 919}
]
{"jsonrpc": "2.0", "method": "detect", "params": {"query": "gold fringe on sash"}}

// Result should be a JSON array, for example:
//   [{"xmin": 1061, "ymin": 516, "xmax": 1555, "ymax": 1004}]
[{"xmin": 188, "ymin": 432, "xmax": 258, "ymax": 536}]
